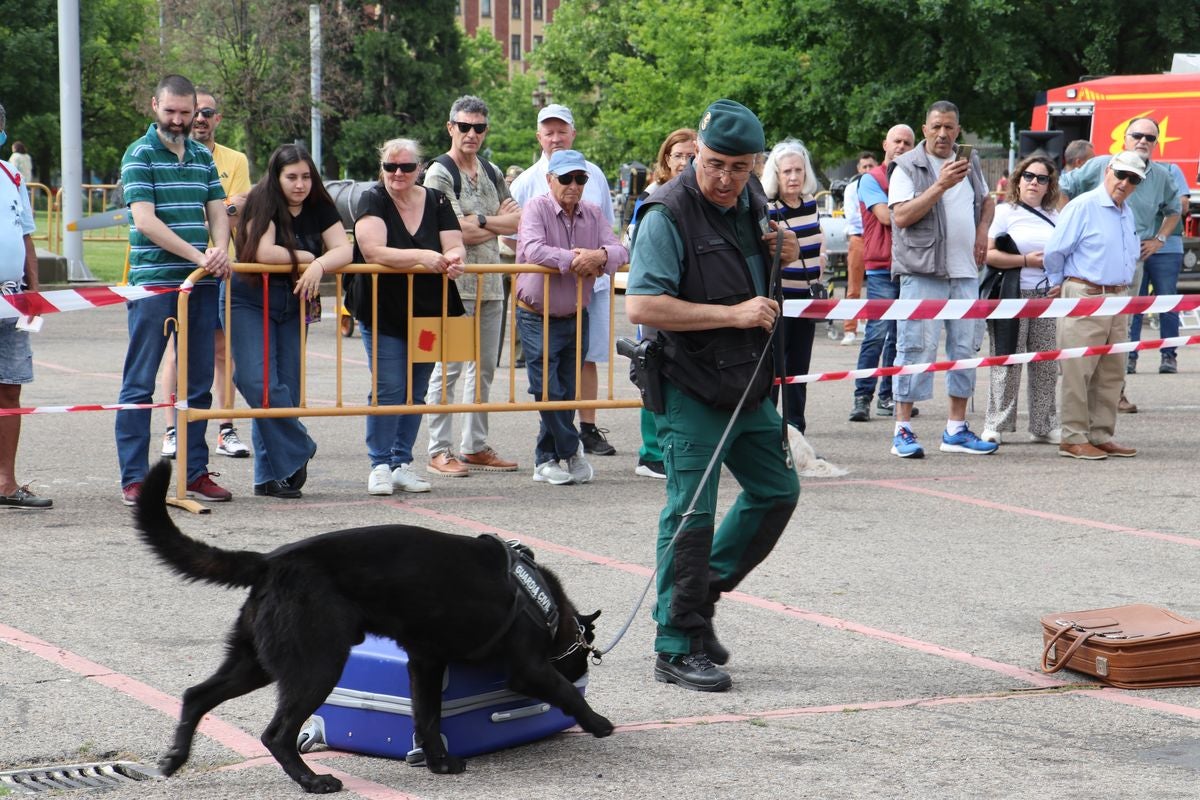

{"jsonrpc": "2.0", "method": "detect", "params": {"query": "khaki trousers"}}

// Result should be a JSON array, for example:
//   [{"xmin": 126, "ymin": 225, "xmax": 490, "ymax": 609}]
[{"xmin": 1057, "ymin": 280, "xmax": 1128, "ymax": 446}]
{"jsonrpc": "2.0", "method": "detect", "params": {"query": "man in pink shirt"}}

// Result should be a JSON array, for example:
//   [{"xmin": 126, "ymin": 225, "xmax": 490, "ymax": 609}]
[{"xmin": 516, "ymin": 149, "xmax": 627, "ymax": 486}]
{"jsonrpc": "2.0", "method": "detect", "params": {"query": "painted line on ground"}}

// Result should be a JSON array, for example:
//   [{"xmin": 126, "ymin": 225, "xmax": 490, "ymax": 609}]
[{"xmin": 0, "ymin": 622, "xmax": 422, "ymax": 800}]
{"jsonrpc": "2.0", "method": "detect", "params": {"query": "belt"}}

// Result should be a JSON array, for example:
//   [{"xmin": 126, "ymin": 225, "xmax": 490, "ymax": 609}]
[
  {"xmin": 516, "ymin": 298, "xmax": 576, "ymax": 319},
  {"xmin": 1065, "ymin": 277, "xmax": 1127, "ymax": 294}
]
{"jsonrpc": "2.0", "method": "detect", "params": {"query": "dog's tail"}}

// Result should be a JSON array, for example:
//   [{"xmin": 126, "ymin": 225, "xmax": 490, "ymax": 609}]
[{"xmin": 134, "ymin": 461, "xmax": 265, "ymax": 589}]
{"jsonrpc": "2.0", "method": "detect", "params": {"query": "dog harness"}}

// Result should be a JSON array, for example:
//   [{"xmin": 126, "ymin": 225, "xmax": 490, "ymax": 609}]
[{"xmin": 465, "ymin": 535, "xmax": 560, "ymax": 660}]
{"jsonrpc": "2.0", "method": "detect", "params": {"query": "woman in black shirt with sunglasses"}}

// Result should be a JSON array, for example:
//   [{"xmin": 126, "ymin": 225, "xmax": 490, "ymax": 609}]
[{"xmin": 346, "ymin": 138, "xmax": 466, "ymax": 497}]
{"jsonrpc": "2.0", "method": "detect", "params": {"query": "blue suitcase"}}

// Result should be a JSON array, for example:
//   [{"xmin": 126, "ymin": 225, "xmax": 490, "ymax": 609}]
[{"xmin": 301, "ymin": 635, "xmax": 587, "ymax": 761}]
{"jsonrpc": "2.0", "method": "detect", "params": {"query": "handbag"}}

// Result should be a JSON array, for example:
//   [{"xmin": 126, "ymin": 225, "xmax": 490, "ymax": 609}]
[{"xmin": 1040, "ymin": 604, "xmax": 1200, "ymax": 689}]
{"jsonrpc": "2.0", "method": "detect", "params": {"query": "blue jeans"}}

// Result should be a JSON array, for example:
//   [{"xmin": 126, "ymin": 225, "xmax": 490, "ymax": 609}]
[
  {"xmin": 854, "ymin": 270, "xmax": 898, "ymax": 400},
  {"xmin": 1128, "ymin": 250, "xmax": 1183, "ymax": 360},
  {"xmin": 224, "ymin": 277, "xmax": 317, "ymax": 485},
  {"xmin": 517, "ymin": 307, "xmax": 588, "ymax": 465},
  {"xmin": 894, "ymin": 275, "xmax": 978, "ymax": 403},
  {"xmin": 115, "ymin": 286, "xmax": 218, "ymax": 487},
  {"xmin": 360, "ymin": 323, "xmax": 434, "ymax": 468}
]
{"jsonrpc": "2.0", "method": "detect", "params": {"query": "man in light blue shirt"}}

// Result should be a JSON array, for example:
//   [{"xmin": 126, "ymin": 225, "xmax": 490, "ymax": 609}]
[{"xmin": 1044, "ymin": 151, "xmax": 1144, "ymax": 460}]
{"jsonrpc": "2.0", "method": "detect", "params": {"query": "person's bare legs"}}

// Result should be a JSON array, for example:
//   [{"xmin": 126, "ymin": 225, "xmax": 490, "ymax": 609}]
[{"xmin": 0, "ymin": 383, "xmax": 22, "ymax": 495}]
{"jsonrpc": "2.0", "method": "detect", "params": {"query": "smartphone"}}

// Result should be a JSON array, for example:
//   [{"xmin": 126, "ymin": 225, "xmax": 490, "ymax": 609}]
[{"xmin": 954, "ymin": 144, "xmax": 974, "ymax": 163}]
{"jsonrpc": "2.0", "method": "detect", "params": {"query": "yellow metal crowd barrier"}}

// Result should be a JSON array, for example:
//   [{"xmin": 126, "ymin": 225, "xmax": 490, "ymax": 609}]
[
  {"xmin": 168, "ymin": 261, "xmax": 638, "ymax": 511},
  {"xmin": 26, "ymin": 183, "xmax": 54, "ymax": 250}
]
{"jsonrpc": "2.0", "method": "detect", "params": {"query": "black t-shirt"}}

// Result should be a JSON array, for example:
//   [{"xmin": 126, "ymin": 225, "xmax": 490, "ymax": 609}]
[
  {"xmin": 349, "ymin": 183, "xmax": 464, "ymax": 339},
  {"xmin": 264, "ymin": 200, "xmax": 343, "ymax": 287}
]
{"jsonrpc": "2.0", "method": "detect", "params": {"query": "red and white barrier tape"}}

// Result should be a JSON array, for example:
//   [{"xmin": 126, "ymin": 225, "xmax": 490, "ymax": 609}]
[
  {"xmin": 0, "ymin": 285, "xmax": 176, "ymax": 319},
  {"xmin": 0, "ymin": 401, "xmax": 178, "ymax": 417},
  {"xmin": 779, "ymin": 336, "xmax": 1198, "ymax": 385},
  {"xmin": 783, "ymin": 294, "xmax": 1200, "ymax": 321}
]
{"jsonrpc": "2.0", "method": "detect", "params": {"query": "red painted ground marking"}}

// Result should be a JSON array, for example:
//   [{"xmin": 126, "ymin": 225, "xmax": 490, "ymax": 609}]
[
  {"xmin": 394, "ymin": 506, "xmax": 1056, "ymax": 685},
  {"xmin": 0, "ymin": 622, "xmax": 267, "ymax": 758},
  {"xmin": 218, "ymin": 754, "xmax": 421, "ymax": 800},
  {"xmin": 1092, "ymin": 687, "xmax": 1200, "ymax": 719},
  {"xmin": 873, "ymin": 479, "xmax": 1200, "ymax": 547}
]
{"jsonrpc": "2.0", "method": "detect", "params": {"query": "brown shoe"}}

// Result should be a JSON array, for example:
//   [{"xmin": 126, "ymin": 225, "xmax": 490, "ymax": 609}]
[
  {"xmin": 1058, "ymin": 443, "xmax": 1108, "ymax": 460},
  {"xmin": 1118, "ymin": 393, "xmax": 1138, "ymax": 414},
  {"xmin": 426, "ymin": 451, "xmax": 469, "ymax": 477},
  {"xmin": 1093, "ymin": 440, "xmax": 1137, "ymax": 458},
  {"xmin": 461, "ymin": 447, "xmax": 519, "ymax": 472}
]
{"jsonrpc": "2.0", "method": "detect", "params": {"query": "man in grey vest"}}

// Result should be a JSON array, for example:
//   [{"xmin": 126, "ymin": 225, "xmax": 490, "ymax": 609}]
[{"xmin": 886, "ymin": 100, "xmax": 997, "ymax": 459}]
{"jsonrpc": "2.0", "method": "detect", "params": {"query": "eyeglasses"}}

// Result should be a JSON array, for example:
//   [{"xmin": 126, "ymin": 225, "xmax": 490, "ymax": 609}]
[
  {"xmin": 196, "ymin": 108, "xmax": 217, "ymax": 118},
  {"xmin": 451, "ymin": 120, "xmax": 488, "ymax": 134},
  {"xmin": 553, "ymin": 173, "xmax": 589, "ymax": 186},
  {"xmin": 702, "ymin": 160, "xmax": 753, "ymax": 180},
  {"xmin": 668, "ymin": 152, "xmax": 693, "ymax": 163},
  {"xmin": 1112, "ymin": 169, "xmax": 1143, "ymax": 185},
  {"xmin": 381, "ymin": 162, "xmax": 419, "ymax": 174},
  {"xmin": 1019, "ymin": 171, "xmax": 1051, "ymax": 185},
  {"xmin": 1126, "ymin": 131, "xmax": 1157, "ymax": 143}
]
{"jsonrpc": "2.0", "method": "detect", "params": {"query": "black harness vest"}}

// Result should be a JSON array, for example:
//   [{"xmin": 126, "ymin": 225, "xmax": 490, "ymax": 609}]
[
  {"xmin": 465, "ymin": 535, "xmax": 560, "ymax": 660},
  {"xmin": 640, "ymin": 169, "xmax": 774, "ymax": 410}
]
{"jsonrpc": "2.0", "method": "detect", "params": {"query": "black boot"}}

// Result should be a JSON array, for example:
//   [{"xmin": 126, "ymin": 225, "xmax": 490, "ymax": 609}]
[{"xmin": 654, "ymin": 652, "xmax": 732, "ymax": 692}]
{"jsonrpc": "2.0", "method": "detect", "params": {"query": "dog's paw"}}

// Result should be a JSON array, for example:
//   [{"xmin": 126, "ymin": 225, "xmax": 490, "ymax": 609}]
[
  {"xmin": 300, "ymin": 773, "xmax": 343, "ymax": 793},
  {"xmin": 426, "ymin": 754, "xmax": 466, "ymax": 775},
  {"xmin": 584, "ymin": 713, "xmax": 615, "ymax": 738},
  {"xmin": 158, "ymin": 749, "xmax": 187, "ymax": 777}
]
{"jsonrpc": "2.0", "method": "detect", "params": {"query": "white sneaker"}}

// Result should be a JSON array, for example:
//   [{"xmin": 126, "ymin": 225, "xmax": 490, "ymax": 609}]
[
  {"xmin": 368, "ymin": 464, "xmax": 394, "ymax": 496},
  {"xmin": 533, "ymin": 461, "xmax": 574, "ymax": 485},
  {"xmin": 392, "ymin": 464, "xmax": 431, "ymax": 493},
  {"xmin": 161, "ymin": 427, "xmax": 177, "ymax": 459},
  {"xmin": 216, "ymin": 426, "xmax": 251, "ymax": 458},
  {"xmin": 1030, "ymin": 428, "xmax": 1062, "ymax": 444},
  {"xmin": 840, "ymin": 332, "xmax": 856, "ymax": 346},
  {"xmin": 566, "ymin": 446, "xmax": 594, "ymax": 484},
  {"xmin": 980, "ymin": 429, "xmax": 1002, "ymax": 444}
]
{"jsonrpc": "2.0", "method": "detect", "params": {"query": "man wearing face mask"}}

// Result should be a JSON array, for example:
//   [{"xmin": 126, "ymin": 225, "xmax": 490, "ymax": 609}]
[{"xmin": 116, "ymin": 74, "xmax": 232, "ymax": 506}]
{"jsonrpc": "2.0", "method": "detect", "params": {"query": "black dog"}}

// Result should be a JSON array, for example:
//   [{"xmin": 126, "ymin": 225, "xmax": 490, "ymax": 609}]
[{"xmin": 134, "ymin": 461, "xmax": 613, "ymax": 793}]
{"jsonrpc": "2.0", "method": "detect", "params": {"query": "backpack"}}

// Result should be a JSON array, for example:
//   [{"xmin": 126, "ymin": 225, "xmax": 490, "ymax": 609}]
[{"xmin": 424, "ymin": 154, "xmax": 505, "ymax": 199}]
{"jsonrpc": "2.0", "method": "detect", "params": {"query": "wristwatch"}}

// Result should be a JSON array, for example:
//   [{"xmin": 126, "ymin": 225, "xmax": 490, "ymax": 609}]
[
  {"xmin": 1154, "ymin": 234, "xmax": 1167, "ymax": 244},
  {"xmin": 226, "ymin": 203, "xmax": 238, "ymax": 217},
  {"xmin": 476, "ymin": 213, "xmax": 487, "ymax": 229}
]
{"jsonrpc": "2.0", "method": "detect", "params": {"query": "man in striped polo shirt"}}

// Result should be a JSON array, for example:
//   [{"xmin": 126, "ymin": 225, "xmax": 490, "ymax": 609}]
[{"xmin": 115, "ymin": 74, "xmax": 232, "ymax": 506}]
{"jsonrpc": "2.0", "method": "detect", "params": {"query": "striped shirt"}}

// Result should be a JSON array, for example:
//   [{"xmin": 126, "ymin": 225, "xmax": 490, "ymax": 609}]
[
  {"xmin": 121, "ymin": 124, "xmax": 225, "ymax": 287},
  {"xmin": 768, "ymin": 196, "xmax": 822, "ymax": 297}
]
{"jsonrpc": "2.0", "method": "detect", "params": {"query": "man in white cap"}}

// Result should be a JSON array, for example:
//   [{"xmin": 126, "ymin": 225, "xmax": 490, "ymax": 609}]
[
  {"xmin": 1044, "ymin": 150, "xmax": 1145, "ymax": 460},
  {"xmin": 510, "ymin": 104, "xmax": 618, "ymax": 457}
]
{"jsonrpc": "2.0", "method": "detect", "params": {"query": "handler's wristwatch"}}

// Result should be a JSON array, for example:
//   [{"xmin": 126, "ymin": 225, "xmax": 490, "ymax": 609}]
[
  {"xmin": 1154, "ymin": 234, "xmax": 1167, "ymax": 244},
  {"xmin": 226, "ymin": 204, "xmax": 238, "ymax": 217},
  {"xmin": 476, "ymin": 213, "xmax": 487, "ymax": 229}
]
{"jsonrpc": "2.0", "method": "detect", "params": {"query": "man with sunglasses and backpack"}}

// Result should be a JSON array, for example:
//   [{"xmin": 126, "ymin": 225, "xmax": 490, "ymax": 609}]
[
  {"xmin": 421, "ymin": 95, "xmax": 522, "ymax": 478},
  {"xmin": 1060, "ymin": 118, "xmax": 1182, "ymax": 394}
]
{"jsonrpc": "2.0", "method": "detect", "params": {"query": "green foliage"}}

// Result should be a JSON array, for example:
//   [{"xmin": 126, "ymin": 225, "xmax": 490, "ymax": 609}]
[
  {"xmin": 478, "ymin": 72, "xmax": 543, "ymax": 173},
  {"xmin": 464, "ymin": 28, "xmax": 508, "ymax": 97},
  {"xmin": 538, "ymin": 0, "xmax": 1200, "ymax": 176}
]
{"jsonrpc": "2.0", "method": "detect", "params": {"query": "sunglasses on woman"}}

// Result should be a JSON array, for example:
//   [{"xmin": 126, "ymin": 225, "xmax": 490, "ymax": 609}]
[
  {"xmin": 381, "ymin": 162, "xmax": 419, "ymax": 174},
  {"xmin": 1019, "ymin": 171, "xmax": 1050, "ymax": 185},
  {"xmin": 451, "ymin": 121, "xmax": 488, "ymax": 134},
  {"xmin": 554, "ymin": 173, "xmax": 589, "ymax": 186}
]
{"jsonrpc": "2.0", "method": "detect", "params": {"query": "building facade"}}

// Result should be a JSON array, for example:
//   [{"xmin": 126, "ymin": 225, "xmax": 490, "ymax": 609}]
[{"xmin": 456, "ymin": 0, "xmax": 560, "ymax": 75}]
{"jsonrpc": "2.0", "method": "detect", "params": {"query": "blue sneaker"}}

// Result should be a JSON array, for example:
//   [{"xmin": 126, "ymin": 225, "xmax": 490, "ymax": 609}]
[
  {"xmin": 940, "ymin": 425, "xmax": 999, "ymax": 455},
  {"xmin": 891, "ymin": 428, "xmax": 925, "ymax": 458}
]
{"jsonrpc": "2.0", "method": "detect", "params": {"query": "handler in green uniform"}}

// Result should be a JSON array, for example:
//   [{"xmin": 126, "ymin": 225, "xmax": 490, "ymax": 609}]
[{"xmin": 626, "ymin": 99, "xmax": 800, "ymax": 692}]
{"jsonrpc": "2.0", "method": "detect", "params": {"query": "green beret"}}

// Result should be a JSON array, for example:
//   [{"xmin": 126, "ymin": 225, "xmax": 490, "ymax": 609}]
[{"xmin": 698, "ymin": 99, "xmax": 765, "ymax": 156}]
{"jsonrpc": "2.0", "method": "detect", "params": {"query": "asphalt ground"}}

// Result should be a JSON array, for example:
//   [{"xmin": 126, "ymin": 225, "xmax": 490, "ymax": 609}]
[{"xmin": 4, "ymin": 296, "xmax": 1200, "ymax": 799}]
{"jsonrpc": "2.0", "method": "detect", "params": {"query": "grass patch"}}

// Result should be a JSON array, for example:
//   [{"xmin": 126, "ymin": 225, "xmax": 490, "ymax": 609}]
[{"xmin": 34, "ymin": 209, "xmax": 130, "ymax": 285}]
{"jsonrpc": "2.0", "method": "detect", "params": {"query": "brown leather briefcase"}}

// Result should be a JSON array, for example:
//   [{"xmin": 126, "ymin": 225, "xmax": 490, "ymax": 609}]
[{"xmin": 1040, "ymin": 604, "xmax": 1200, "ymax": 689}]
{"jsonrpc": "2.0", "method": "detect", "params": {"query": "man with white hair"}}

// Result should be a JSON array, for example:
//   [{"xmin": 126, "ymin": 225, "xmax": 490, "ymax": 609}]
[{"xmin": 510, "ymin": 104, "xmax": 618, "ymax": 457}]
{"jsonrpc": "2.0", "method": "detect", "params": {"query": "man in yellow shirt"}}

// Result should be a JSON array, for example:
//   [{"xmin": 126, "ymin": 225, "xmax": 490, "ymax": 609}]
[{"xmin": 160, "ymin": 89, "xmax": 253, "ymax": 459}]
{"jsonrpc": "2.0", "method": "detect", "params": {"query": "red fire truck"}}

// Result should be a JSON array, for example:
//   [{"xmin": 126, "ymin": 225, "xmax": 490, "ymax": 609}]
[{"xmin": 1030, "ymin": 67, "xmax": 1200, "ymax": 272}]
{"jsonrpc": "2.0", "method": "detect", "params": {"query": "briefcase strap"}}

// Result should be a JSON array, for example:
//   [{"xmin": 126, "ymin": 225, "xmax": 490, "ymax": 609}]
[{"xmin": 1041, "ymin": 624, "xmax": 1096, "ymax": 674}]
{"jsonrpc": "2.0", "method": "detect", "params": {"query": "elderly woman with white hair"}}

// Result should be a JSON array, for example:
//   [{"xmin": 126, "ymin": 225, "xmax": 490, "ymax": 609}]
[{"xmin": 762, "ymin": 139, "xmax": 825, "ymax": 435}]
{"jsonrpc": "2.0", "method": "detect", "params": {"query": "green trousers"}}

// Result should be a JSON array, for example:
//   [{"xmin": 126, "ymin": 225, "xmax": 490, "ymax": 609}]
[
  {"xmin": 652, "ymin": 381, "xmax": 800, "ymax": 656},
  {"xmin": 638, "ymin": 407, "xmax": 662, "ymax": 462}
]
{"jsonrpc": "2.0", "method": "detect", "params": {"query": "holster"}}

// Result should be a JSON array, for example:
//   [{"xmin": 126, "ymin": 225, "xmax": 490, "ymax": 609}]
[{"xmin": 617, "ymin": 336, "xmax": 666, "ymax": 414}]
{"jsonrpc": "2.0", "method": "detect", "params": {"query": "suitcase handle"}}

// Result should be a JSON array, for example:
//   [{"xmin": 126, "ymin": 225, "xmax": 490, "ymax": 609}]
[
  {"xmin": 1041, "ymin": 624, "xmax": 1096, "ymax": 674},
  {"xmin": 490, "ymin": 702, "xmax": 551, "ymax": 723}
]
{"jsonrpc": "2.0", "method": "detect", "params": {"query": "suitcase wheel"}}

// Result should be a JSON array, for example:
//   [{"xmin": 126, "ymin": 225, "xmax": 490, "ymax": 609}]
[{"xmin": 297, "ymin": 716, "xmax": 326, "ymax": 754}]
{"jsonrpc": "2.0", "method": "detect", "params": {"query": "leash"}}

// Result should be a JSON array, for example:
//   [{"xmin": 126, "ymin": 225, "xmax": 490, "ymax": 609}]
[{"xmin": 595, "ymin": 223, "xmax": 787, "ymax": 658}]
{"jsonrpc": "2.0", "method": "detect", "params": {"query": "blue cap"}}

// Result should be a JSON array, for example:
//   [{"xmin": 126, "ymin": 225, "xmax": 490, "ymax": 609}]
[{"xmin": 548, "ymin": 149, "xmax": 587, "ymax": 175}]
